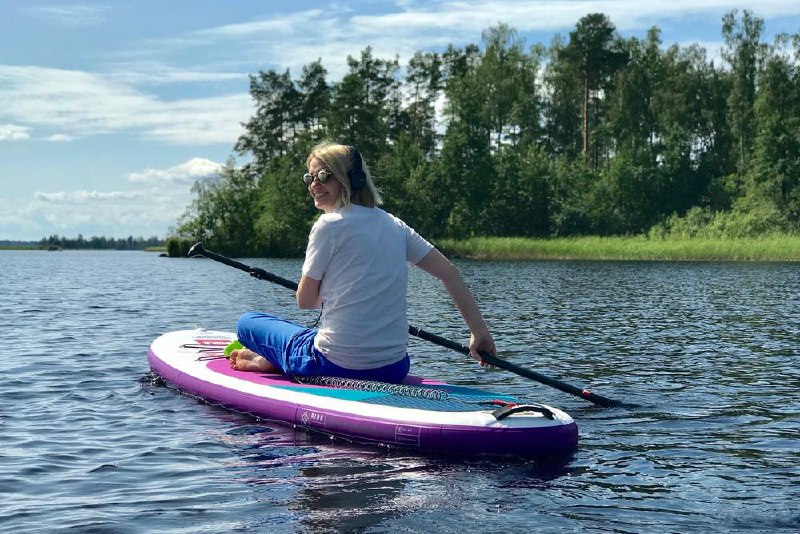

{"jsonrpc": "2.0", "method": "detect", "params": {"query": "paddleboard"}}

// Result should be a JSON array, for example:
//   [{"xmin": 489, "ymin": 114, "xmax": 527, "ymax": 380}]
[{"xmin": 148, "ymin": 328, "xmax": 579, "ymax": 456}]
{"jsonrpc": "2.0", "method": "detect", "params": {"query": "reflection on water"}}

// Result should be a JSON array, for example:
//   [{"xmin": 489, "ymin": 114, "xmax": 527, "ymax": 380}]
[
  {"xmin": 208, "ymin": 413, "xmax": 576, "ymax": 533},
  {"xmin": 0, "ymin": 251, "xmax": 798, "ymax": 532},
  {"xmin": 173, "ymin": 391, "xmax": 578, "ymax": 533}
]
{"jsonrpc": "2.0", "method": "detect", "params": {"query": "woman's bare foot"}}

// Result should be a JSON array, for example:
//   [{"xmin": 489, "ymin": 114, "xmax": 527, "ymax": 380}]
[{"xmin": 229, "ymin": 348, "xmax": 280, "ymax": 373}]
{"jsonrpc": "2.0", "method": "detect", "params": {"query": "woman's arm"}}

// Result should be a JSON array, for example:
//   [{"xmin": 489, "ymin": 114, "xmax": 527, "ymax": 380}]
[
  {"xmin": 297, "ymin": 274, "xmax": 322, "ymax": 309},
  {"xmin": 415, "ymin": 248, "xmax": 497, "ymax": 364}
]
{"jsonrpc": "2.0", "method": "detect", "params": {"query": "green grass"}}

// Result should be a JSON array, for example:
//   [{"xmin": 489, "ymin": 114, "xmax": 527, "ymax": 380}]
[{"xmin": 437, "ymin": 235, "xmax": 800, "ymax": 261}]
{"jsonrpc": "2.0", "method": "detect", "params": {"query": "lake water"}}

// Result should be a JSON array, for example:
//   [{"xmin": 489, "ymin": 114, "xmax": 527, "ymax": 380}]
[{"xmin": 1, "ymin": 250, "xmax": 798, "ymax": 533}]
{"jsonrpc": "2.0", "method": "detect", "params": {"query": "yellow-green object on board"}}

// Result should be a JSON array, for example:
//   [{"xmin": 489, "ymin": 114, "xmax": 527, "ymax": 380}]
[{"xmin": 223, "ymin": 340, "xmax": 243, "ymax": 357}]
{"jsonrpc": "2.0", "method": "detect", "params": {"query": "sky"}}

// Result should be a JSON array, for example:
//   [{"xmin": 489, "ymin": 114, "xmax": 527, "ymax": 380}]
[{"xmin": 1, "ymin": 1, "xmax": 798, "ymax": 241}]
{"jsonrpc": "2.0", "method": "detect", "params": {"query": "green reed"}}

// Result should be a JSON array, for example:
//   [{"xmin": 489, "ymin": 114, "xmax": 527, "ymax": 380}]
[{"xmin": 437, "ymin": 235, "xmax": 800, "ymax": 261}]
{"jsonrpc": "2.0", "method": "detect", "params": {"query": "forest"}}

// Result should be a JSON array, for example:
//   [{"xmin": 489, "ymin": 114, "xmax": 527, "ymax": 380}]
[{"xmin": 170, "ymin": 10, "xmax": 800, "ymax": 257}]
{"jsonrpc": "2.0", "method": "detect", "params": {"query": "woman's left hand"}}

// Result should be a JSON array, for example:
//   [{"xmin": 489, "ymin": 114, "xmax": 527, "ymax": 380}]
[{"xmin": 469, "ymin": 330, "xmax": 498, "ymax": 367}]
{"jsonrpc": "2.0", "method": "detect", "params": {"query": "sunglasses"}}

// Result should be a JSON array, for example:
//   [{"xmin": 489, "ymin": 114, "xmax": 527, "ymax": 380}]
[{"xmin": 302, "ymin": 170, "xmax": 334, "ymax": 186}]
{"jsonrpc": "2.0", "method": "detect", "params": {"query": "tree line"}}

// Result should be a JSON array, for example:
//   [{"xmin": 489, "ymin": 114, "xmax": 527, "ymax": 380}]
[
  {"xmin": 171, "ymin": 10, "xmax": 800, "ymax": 257},
  {"xmin": 39, "ymin": 234, "xmax": 164, "ymax": 250}
]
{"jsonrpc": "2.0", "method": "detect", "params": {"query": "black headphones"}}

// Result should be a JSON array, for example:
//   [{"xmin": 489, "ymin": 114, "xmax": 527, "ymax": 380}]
[{"xmin": 346, "ymin": 146, "xmax": 367, "ymax": 190}]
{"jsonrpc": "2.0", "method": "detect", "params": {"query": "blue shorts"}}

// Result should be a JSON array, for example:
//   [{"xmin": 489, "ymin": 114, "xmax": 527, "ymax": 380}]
[{"xmin": 236, "ymin": 312, "xmax": 410, "ymax": 384}]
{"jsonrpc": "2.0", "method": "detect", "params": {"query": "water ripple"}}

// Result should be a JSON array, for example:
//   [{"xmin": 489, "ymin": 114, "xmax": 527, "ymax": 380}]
[{"xmin": 0, "ymin": 251, "xmax": 798, "ymax": 532}]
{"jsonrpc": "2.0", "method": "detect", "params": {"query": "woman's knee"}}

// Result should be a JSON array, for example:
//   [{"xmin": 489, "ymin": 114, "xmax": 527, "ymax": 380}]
[
  {"xmin": 236, "ymin": 311, "xmax": 257, "ymax": 332},
  {"xmin": 236, "ymin": 311, "xmax": 278, "ymax": 337}
]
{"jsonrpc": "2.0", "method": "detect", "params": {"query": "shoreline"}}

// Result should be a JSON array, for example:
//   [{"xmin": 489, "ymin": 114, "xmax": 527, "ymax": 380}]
[{"xmin": 10, "ymin": 236, "xmax": 797, "ymax": 262}]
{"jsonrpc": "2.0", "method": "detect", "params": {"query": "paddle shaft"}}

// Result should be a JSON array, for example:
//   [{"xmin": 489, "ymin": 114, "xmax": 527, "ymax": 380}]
[
  {"xmin": 409, "ymin": 326, "xmax": 625, "ymax": 407},
  {"xmin": 190, "ymin": 243, "xmax": 299, "ymax": 291},
  {"xmin": 189, "ymin": 242, "xmax": 627, "ymax": 407}
]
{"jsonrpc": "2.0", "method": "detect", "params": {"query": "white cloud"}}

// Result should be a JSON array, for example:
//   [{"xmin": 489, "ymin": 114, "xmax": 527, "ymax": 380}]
[
  {"xmin": 34, "ymin": 190, "xmax": 143, "ymax": 203},
  {"xmin": 0, "ymin": 65, "xmax": 251, "ymax": 145},
  {"xmin": 0, "ymin": 124, "xmax": 30, "ymax": 141},
  {"xmin": 24, "ymin": 4, "xmax": 111, "ymax": 26},
  {"xmin": 129, "ymin": 157, "xmax": 224, "ymax": 184},
  {"xmin": 349, "ymin": 1, "xmax": 800, "ymax": 34},
  {"xmin": 15, "ymin": 186, "xmax": 193, "ymax": 239},
  {"xmin": 43, "ymin": 133, "xmax": 76, "ymax": 142},
  {"xmin": 13, "ymin": 192, "xmax": 184, "ymax": 238},
  {"xmin": 1, "ymin": 156, "xmax": 226, "ymax": 239},
  {"xmin": 123, "ymin": 1, "xmax": 799, "ymax": 82},
  {"xmin": 33, "ymin": 191, "xmax": 68, "ymax": 203},
  {"xmin": 107, "ymin": 61, "xmax": 247, "ymax": 86},
  {"xmin": 192, "ymin": 9, "xmax": 325, "ymax": 40}
]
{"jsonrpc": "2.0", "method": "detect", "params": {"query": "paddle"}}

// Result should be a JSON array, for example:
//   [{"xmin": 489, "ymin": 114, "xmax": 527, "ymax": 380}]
[{"xmin": 187, "ymin": 242, "xmax": 629, "ymax": 408}]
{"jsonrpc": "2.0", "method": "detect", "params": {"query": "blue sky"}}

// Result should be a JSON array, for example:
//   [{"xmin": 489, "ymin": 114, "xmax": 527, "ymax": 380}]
[{"xmin": 1, "ymin": 1, "xmax": 798, "ymax": 241}]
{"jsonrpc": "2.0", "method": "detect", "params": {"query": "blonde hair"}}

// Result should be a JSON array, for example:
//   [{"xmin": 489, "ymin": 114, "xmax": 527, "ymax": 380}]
[{"xmin": 306, "ymin": 141, "xmax": 383, "ymax": 209}]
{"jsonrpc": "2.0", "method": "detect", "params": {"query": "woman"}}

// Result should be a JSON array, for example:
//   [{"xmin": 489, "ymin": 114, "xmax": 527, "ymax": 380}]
[{"xmin": 230, "ymin": 141, "xmax": 496, "ymax": 383}]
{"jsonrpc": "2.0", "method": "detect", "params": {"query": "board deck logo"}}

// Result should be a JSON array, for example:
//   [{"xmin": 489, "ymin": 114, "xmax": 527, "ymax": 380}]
[
  {"xmin": 192, "ymin": 337, "xmax": 231, "ymax": 345},
  {"xmin": 301, "ymin": 410, "xmax": 326, "ymax": 429},
  {"xmin": 182, "ymin": 336, "xmax": 231, "ymax": 358}
]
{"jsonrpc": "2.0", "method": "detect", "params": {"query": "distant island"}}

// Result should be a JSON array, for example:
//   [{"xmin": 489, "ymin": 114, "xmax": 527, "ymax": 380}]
[
  {"xmin": 0, "ymin": 240, "xmax": 39, "ymax": 248},
  {"xmin": 0, "ymin": 235, "xmax": 165, "ymax": 251}
]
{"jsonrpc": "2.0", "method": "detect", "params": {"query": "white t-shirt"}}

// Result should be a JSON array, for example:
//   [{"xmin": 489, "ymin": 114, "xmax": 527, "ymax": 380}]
[{"xmin": 301, "ymin": 205, "xmax": 434, "ymax": 369}]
